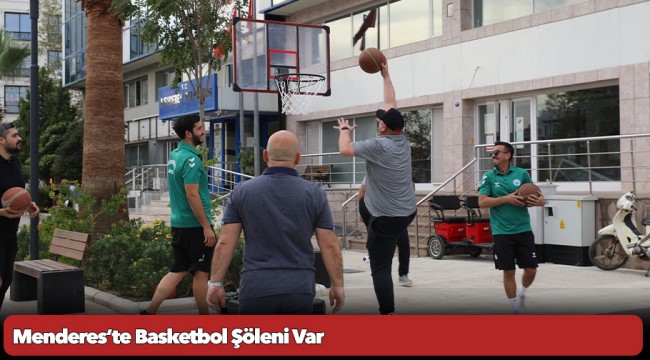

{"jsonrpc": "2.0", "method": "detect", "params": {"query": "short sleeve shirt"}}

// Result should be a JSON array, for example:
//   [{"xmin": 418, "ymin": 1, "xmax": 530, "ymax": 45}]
[
  {"xmin": 478, "ymin": 164, "xmax": 533, "ymax": 235},
  {"xmin": 167, "ymin": 141, "xmax": 212, "ymax": 228},
  {"xmin": 352, "ymin": 134, "xmax": 416, "ymax": 217},
  {"xmin": 222, "ymin": 167, "xmax": 334, "ymax": 300}
]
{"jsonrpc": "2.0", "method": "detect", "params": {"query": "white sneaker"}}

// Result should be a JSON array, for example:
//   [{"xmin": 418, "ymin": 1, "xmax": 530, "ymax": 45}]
[
  {"xmin": 398, "ymin": 275, "xmax": 413, "ymax": 287},
  {"xmin": 518, "ymin": 294, "xmax": 527, "ymax": 312}
]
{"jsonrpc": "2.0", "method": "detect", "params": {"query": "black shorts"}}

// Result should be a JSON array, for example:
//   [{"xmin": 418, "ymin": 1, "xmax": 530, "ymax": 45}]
[
  {"xmin": 492, "ymin": 231, "xmax": 538, "ymax": 270},
  {"xmin": 170, "ymin": 227, "xmax": 214, "ymax": 274}
]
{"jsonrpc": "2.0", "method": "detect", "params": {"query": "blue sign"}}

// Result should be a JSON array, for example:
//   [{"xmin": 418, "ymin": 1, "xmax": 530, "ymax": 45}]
[{"xmin": 158, "ymin": 74, "xmax": 218, "ymax": 120}]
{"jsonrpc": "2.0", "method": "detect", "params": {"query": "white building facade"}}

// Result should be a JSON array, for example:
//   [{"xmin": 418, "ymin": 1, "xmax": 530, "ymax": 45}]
[{"xmin": 63, "ymin": 0, "xmax": 650, "ymax": 193}]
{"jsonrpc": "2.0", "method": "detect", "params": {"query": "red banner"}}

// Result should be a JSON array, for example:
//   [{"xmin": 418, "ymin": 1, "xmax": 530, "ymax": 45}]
[{"xmin": 3, "ymin": 315, "xmax": 643, "ymax": 356}]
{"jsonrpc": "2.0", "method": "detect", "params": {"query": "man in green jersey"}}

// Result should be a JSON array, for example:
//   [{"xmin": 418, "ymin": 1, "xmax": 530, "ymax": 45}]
[
  {"xmin": 478, "ymin": 141, "xmax": 544, "ymax": 314},
  {"xmin": 141, "ymin": 115, "xmax": 216, "ymax": 315}
]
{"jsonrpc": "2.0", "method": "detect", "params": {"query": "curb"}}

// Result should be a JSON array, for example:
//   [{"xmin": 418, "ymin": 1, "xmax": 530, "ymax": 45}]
[{"xmin": 84, "ymin": 284, "xmax": 330, "ymax": 315}]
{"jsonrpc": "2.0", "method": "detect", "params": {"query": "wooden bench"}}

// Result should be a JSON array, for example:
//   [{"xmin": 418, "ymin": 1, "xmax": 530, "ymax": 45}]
[
  {"xmin": 301, "ymin": 164, "xmax": 332, "ymax": 186},
  {"xmin": 10, "ymin": 229, "xmax": 89, "ymax": 314}
]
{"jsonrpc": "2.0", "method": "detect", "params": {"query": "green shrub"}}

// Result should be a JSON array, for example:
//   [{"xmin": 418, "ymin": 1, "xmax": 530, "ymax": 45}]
[{"xmin": 15, "ymin": 180, "xmax": 244, "ymax": 302}]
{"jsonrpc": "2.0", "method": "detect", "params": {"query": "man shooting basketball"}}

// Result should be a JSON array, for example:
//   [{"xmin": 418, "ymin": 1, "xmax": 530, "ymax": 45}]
[{"xmin": 334, "ymin": 62, "xmax": 417, "ymax": 315}]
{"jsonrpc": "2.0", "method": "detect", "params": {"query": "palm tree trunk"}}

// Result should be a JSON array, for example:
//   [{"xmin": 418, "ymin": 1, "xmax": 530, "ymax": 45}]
[{"xmin": 82, "ymin": 0, "xmax": 128, "ymax": 234}]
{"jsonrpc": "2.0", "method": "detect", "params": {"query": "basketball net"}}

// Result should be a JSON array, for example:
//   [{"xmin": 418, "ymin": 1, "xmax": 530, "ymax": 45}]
[{"xmin": 274, "ymin": 74, "xmax": 325, "ymax": 115}]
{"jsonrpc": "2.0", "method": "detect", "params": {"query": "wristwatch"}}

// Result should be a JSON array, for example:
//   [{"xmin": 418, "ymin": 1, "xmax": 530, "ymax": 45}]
[{"xmin": 207, "ymin": 281, "xmax": 224, "ymax": 287}]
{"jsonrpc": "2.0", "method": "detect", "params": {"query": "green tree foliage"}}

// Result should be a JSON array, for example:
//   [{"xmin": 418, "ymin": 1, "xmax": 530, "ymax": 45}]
[
  {"xmin": 0, "ymin": 29, "xmax": 29, "ymax": 78},
  {"xmin": 14, "ymin": 67, "xmax": 83, "ymax": 182},
  {"xmin": 128, "ymin": 0, "xmax": 248, "ymax": 120}
]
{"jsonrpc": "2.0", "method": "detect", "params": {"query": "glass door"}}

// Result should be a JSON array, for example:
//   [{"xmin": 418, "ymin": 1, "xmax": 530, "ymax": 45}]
[
  {"xmin": 509, "ymin": 98, "xmax": 533, "ymax": 172},
  {"xmin": 477, "ymin": 102, "xmax": 499, "ymax": 173}
]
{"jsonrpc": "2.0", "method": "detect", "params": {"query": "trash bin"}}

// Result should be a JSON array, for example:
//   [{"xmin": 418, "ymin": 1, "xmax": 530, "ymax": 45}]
[{"xmin": 543, "ymin": 195, "xmax": 598, "ymax": 266}]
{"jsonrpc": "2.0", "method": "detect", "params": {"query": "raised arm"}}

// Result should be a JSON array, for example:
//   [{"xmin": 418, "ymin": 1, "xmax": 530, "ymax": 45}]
[{"xmin": 380, "ymin": 63, "xmax": 396, "ymax": 110}]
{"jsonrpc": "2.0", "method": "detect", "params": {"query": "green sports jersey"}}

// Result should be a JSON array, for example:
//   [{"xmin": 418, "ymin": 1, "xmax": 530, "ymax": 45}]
[
  {"xmin": 167, "ymin": 141, "xmax": 212, "ymax": 228},
  {"xmin": 478, "ymin": 164, "xmax": 533, "ymax": 235}
]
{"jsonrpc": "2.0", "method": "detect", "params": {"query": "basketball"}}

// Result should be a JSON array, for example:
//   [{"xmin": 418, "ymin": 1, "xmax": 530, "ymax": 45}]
[
  {"xmin": 2, "ymin": 187, "xmax": 32, "ymax": 214},
  {"xmin": 358, "ymin": 47, "xmax": 386, "ymax": 74},
  {"xmin": 517, "ymin": 183, "xmax": 540, "ymax": 205}
]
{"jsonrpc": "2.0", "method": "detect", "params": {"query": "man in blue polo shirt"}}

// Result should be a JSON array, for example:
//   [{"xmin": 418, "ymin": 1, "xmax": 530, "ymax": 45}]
[
  {"xmin": 478, "ymin": 141, "xmax": 544, "ymax": 314},
  {"xmin": 141, "ymin": 115, "xmax": 216, "ymax": 315},
  {"xmin": 207, "ymin": 130, "xmax": 344, "ymax": 314}
]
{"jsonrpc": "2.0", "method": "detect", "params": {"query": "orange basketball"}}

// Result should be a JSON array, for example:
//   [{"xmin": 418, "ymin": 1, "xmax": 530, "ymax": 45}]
[
  {"xmin": 358, "ymin": 47, "xmax": 386, "ymax": 74},
  {"xmin": 517, "ymin": 183, "xmax": 540, "ymax": 205},
  {"xmin": 2, "ymin": 187, "xmax": 32, "ymax": 214}
]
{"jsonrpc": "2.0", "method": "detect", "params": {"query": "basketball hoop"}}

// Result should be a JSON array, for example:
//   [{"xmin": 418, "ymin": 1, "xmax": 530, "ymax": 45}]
[{"xmin": 274, "ymin": 74, "xmax": 325, "ymax": 115}]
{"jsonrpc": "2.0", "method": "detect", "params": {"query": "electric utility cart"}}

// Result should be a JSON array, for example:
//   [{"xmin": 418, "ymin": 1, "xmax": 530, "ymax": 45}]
[{"xmin": 426, "ymin": 195, "xmax": 493, "ymax": 259}]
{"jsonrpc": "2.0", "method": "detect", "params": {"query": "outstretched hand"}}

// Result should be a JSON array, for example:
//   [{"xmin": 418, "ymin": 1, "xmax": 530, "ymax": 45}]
[{"xmin": 334, "ymin": 117, "xmax": 358, "ymax": 132}]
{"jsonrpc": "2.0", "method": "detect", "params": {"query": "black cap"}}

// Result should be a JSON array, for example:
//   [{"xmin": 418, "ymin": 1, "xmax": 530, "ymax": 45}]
[{"xmin": 376, "ymin": 108, "xmax": 404, "ymax": 132}]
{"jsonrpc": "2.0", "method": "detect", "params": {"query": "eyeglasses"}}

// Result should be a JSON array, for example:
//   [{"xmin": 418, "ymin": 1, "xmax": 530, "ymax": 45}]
[{"xmin": 490, "ymin": 150, "xmax": 509, "ymax": 157}]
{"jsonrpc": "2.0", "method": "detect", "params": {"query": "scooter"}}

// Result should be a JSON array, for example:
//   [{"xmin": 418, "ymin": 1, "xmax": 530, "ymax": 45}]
[{"xmin": 588, "ymin": 191, "xmax": 650, "ymax": 276}]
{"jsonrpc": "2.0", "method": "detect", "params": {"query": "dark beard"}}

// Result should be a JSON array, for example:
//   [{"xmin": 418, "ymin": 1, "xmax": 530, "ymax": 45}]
[
  {"xmin": 191, "ymin": 133, "xmax": 203, "ymax": 146},
  {"xmin": 7, "ymin": 144, "xmax": 21, "ymax": 155}
]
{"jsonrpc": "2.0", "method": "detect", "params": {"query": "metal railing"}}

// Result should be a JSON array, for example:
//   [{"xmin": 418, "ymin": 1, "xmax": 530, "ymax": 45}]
[
  {"xmin": 337, "ymin": 132, "xmax": 650, "ymax": 256},
  {"xmin": 207, "ymin": 164, "xmax": 255, "ymax": 209},
  {"xmin": 125, "ymin": 164, "xmax": 168, "ymax": 192}
]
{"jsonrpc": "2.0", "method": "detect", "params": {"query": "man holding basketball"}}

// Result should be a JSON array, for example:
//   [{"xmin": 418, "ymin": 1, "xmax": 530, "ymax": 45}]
[
  {"xmin": 335, "ymin": 63, "xmax": 417, "ymax": 315},
  {"xmin": 0, "ymin": 122, "xmax": 39, "ymax": 310},
  {"xmin": 478, "ymin": 141, "xmax": 544, "ymax": 314}
]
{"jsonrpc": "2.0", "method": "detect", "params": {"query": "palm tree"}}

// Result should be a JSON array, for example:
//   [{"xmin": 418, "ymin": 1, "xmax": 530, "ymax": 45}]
[
  {"xmin": 80, "ymin": 0, "xmax": 128, "ymax": 233},
  {"xmin": 0, "ymin": 29, "xmax": 30, "ymax": 78}
]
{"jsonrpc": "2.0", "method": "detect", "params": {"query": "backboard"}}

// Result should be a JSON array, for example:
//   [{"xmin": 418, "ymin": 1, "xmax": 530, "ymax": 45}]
[{"xmin": 232, "ymin": 17, "xmax": 331, "ymax": 96}]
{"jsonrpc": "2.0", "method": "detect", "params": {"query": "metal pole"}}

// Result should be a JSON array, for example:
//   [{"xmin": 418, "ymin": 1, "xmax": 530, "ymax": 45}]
[
  {"xmin": 29, "ymin": 0, "xmax": 40, "ymax": 260},
  {"xmin": 254, "ymin": 93, "xmax": 260, "ymax": 176}
]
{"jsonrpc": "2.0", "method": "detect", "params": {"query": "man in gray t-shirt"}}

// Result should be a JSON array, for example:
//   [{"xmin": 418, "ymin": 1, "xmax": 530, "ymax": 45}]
[
  {"xmin": 335, "ymin": 62, "xmax": 417, "ymax": 315},
  {"xmin": 207, "ymin": 130, "xmax": 345, "ymax": 315}
]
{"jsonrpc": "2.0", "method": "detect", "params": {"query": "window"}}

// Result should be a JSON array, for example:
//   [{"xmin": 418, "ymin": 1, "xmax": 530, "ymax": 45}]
[
  {"xmin": 126, "ymin": 143, "xmax": 149, "ymax": 167},
  {"xmin": 48, "ymin": 51, "xmax": 62, "ymax": 72},
  {"xmin": 404, "ymin": 109, "xmax": 432, "ymax": 183},
  {"xmin": 327, "ymin": 0, "xmax": 443, "ymax": 62},
  {"xmin": 155, "ymin": 70, "xmax": 175, "ymax": 102},
  {"xmin": 47, "ymin": 15, "xmax": 62, "ymax": 42},
  {"xmin": 536, "ymin": 86, "xmax": 620, "ymax": 182},
  {"xmin": 128, "ymin": 19, "xmax": 156, "ymax": 60},
  {"xmin": 124, "ymin": 77, "xmax": 149, "ymax": 108},
  {"xmin": 6, "ymin": 57, "xmax": 30, "ymax": 77},
  {"xmin": 5, "ymin": 13, "xmax": 31, "ymax": 41},
  {"xmin": 63, "ymin": 5, "xmax": 87, "ymax": 85},
  {"xmin": 473, "ymin": 0, "xmax": 587, "ymax": 28},
  {"xmin": 4, "ymin": 86, "xmax": 30, "ymax": 114},
  {"xmin": 316, "ymin": 107, "xmax": 436, "ymax": 184}
]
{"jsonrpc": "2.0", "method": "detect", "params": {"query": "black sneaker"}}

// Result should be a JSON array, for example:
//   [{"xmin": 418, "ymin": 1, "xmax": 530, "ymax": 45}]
[{"xmin": 139, "ymin": 310, "xmax": 152, "ymax": 315}]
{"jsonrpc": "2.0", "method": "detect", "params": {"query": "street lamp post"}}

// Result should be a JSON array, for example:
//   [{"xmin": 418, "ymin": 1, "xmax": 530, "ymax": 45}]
[{"xmin": 29, "ymin": 0, "xmax": 40, "ymax": 260}]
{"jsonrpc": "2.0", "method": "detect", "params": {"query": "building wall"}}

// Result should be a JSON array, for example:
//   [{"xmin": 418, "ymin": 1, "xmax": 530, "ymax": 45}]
[{"xmin": 275, "ymin": 0, "xmax": 650, "ymax": 192}]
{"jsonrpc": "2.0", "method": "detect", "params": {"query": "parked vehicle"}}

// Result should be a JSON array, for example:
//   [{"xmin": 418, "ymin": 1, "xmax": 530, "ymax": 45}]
[
  {"xmin": 589, "ymin": 191, "xmax": 650, "ymax": 276},
  {"xmin": 426, "ymin": 195, "xmax": 492, "ymax": 259}
]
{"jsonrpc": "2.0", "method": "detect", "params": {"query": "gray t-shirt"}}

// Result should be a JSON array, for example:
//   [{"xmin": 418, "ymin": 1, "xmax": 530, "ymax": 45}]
[
  {"xmin": 222, "ymin": 167, "xmax": 335, "ymax": 300},
  {"xmin": 353, "ymin": 134, "xmax": 417, "ymax": 217}
]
